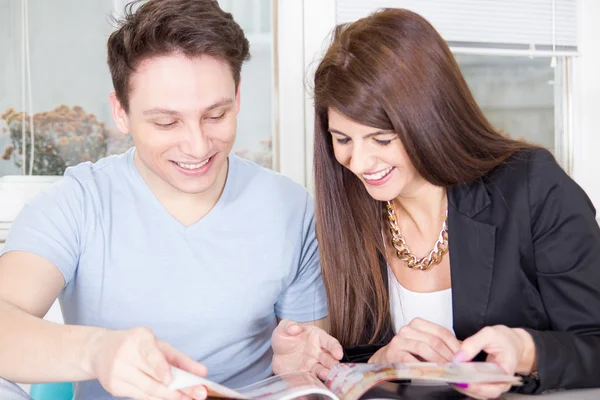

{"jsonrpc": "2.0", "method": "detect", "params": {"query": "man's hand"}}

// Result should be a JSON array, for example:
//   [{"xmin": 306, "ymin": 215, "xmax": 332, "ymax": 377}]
[
  {"xmin": 86, "ymin": 327, "xmax": 208, "ymax": 400},
  {"xmin": 272, "ymin": 319, "xmax": 343, "ymax": 380}
]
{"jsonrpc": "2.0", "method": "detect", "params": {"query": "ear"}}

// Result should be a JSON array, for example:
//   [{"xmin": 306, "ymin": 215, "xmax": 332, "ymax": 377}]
[
  {"xmin": 234, "ymin": 79, "xmax": 242, "ymax": 116},
  {"xmin": 109, "ymin": 92, "xmax": 130, "ymax": 134}
]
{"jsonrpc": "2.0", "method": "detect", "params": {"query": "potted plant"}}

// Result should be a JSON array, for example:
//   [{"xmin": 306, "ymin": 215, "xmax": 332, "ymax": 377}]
[{"xmin": 0, "ymin": 105, "xmax": 132, "ymax": 204}]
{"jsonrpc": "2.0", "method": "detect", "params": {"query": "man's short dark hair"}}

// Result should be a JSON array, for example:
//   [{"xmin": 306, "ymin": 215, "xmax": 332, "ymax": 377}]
[{"xmin": 107, "ymin": 0, "xmax": 250, "ymax": 112}]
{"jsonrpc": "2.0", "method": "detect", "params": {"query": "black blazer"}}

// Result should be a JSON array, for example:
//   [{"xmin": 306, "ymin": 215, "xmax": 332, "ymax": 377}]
[{"xmin": 344, "ymin": 148, "xmax": 600, "ymax": 394}]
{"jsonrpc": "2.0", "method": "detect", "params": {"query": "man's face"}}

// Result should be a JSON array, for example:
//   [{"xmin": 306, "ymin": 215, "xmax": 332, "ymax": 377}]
[{"xmin": 111, "ymin": 53, "xmax": 240, "ymax": 195}]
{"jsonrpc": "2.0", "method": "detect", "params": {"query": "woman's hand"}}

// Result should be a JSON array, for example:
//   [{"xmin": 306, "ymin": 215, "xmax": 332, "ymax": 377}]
[
  {"xmin": 451, "ymin": 325, "xmax": 537, "ymax": 400},
  {"xmin": 271, "ymin": 319, "xmax": 344, "ymax": 380},
  {"xmin": 369, "ymin": 318, "xmax": 460, "ymax": 364}
]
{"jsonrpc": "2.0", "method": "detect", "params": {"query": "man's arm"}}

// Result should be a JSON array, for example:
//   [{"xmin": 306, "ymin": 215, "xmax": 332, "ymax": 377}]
[
  {"xmin": 277, "ymin": 317, "xmax": 329, "ymax": 332},
  {"xmin": 0, "ymin": 251, "xmax": 104, "ymax": 383},
  {"xmin": 0, "ymin": 178, "xmax": 207, "ymax": 399},
  {"xmin": 0, "ymin": 251, "xmax": 207, "ymax": 400},
  {"xmin": 298, "ymin": 317, "xmax": 330, "ymax": 332}
]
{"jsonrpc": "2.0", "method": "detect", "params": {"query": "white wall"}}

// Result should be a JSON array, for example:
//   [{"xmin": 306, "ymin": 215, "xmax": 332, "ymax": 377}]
[{"xmin": 572, "ymin": 0, "xmax": 600, "ymax": 214}]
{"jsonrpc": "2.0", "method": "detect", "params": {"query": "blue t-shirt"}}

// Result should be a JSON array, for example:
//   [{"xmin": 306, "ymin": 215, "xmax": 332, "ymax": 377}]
[{"xmin": 2, "ymin": 148, "xmax": 327, "ymax": 399}]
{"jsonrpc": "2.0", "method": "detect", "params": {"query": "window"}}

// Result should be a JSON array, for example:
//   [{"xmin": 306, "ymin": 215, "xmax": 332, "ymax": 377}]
[
  {"xmin": 219, "ymin": 0, "xmax": 275, "ymax": 170},
  {"xmin": 455, "ymin": 54, "xmax": 568, "ymax": 160},
  {"xmin": 0, "ymin": 0, "xmax": 275, "ymax": 178}
]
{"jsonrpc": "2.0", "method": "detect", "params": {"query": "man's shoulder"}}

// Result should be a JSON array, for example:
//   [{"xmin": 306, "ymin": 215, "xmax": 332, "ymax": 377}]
[
  {"xmin": 33, "ymin": 149, "xmax": 133, "ymax": 207},
  {"xmin": 63, "ymin": 148, "xmax": 132, "ymax": 184}
]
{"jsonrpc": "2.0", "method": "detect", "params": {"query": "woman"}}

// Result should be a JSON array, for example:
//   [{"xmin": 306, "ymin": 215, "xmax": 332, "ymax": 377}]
[{"xmin": 278, "ymin": 7, "xmax": 600, "ymax": 400}]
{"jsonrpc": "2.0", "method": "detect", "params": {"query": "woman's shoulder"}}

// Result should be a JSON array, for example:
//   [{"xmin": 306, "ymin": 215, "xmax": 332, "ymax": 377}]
[
  {"xmin": 484, "ymin": 147, "xmax": 594, "ymax": 216},
  {"xmin": 485, "ymin": 147, "xmax": 566, "ymax": 191}
]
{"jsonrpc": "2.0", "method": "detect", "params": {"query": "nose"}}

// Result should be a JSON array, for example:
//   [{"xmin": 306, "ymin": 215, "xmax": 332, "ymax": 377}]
[
  {"xmin": 180, "ymin": 124, "xmax": 211, "ymax": 158},
  {"xmin": 349, "ymin": 141, "xmax": 377, "ymax": 175}
]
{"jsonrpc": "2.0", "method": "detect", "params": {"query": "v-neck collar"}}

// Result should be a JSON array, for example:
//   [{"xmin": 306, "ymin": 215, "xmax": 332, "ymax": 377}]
[{"xmin": 127, "ymin": 148, "xmax": 236, "ymax": 233}]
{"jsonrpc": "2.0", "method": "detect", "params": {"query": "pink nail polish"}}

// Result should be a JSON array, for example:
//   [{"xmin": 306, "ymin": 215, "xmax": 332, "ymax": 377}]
[
  {"xmin": 454, "ymin": 383, "xmax": 469, "ymax": 389},
  {"xmin": 452, "ymin": 351, "xmax": 467, "ymax": 363}
]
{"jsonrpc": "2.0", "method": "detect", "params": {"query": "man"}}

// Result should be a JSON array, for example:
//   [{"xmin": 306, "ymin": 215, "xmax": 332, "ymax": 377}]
[{"xmin": 0, "ymin": 1, "xmax": 334, "ymax": 399}]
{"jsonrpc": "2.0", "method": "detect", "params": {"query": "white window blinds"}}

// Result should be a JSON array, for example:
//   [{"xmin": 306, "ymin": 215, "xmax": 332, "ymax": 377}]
[{"xmin": 336, "ymin": 0, "xmax": 578, "ymax": 54}]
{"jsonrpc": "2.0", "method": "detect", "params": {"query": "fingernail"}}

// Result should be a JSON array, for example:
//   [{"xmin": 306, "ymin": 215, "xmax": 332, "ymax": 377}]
[
  {"xmin": 452, "ymin": 351, "xmax": 467, "ymax": 363},
  {"xmin": 286, "ymin": 322, "xmax": 298, "ymax": 330},
  {"xmin": 195, "ymin": 386, "xmax": 207, "ymax": 398},
  {"xmin": 454, "ymin": 383, "xmax": 469, "ymax": 389}
]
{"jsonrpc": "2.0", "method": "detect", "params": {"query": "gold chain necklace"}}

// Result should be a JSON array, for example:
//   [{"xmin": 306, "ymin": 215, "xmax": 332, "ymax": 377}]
[{"xmin": 385, "ymin": 201, "xmax": 449, "ymax": 271}]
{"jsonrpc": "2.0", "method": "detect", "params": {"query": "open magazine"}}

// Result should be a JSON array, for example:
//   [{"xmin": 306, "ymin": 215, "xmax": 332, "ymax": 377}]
[{"xmin": 168, "ymin": 362, "xmax": 522, "ymax": 400}]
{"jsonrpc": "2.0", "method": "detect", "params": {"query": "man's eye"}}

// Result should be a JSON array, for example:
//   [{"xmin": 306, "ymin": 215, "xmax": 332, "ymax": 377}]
[
  {"xmin": 154, "ymin": 121, "xmax": 177, "ymax": 128},
  {"xmin": 207, "ymin": 112, "xmax": 226, "ymax": 121}
]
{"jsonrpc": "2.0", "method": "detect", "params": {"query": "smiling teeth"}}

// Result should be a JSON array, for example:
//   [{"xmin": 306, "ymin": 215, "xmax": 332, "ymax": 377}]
[
  {"xmin": 363, "ymin": 167, "xmax": 393, "ymax": 181},
  {"xmin": 176, "ymin": 158, "xmax": 210, "ymax": 170}
]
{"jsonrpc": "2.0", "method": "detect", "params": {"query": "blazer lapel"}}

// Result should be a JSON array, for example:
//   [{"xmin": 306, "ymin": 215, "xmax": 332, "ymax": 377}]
[{"xmin": 448, "ymin": 179, "xmax": 497, "ymax": 340}]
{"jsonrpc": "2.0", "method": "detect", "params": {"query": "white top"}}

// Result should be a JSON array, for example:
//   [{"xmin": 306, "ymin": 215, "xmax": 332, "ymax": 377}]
[{"xmin": 388, "ymin": 266, "xmax": 455, "ymax": 334}]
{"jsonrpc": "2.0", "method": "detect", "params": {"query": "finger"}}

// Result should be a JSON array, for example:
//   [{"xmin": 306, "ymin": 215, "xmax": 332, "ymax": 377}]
[
  {"xmin": 181, "ymin": 385, "xmax": 208, "ymax": 400},
  {"xmin": 387, "ymin": 350, "xmax": 420, "ymax": 364},
  {"xmin": 312, "ymin": 363, "xmax": 331, "ymax": 381},
  {"xmin": 454, "ymin": 382, "xmax": 511, "ymax": 400},
  {"xmin": 276, "ymin": 319, "xmax": 304, "ymax": 337},
  {"xmin": 106, "ymin": 380, "xmax": 148, "ymax": 399},
  {"xmin": 390, "ymin": 338, "xmax": 447, "ymax": 363},
  {"xmin": 177, "ymin": 393, "xmax": 194, "ymax": 400},
  {"xmin": 191, "ymin": 385, "xmax": 208, "ymax": 400},
  {"xmin": 125, "ymin": 370, "xmax": 181, "ymax": 400},
  {"xmin": 141, "ymin": 344, "xmax": 173, "ymax": 385},
  {"xmin": 451, "ymin": 385, "xmax": 485, "ymax": 400},
  {"xmin": 408, "ymin": 318, "xmax": 461, "ymax": 353},
  {"xmin": 285, "ymin": 322, "xmax": 304, "ymax": 337},
  {"xmin": 159, "ymin": 341, "xmax": 208, "ymax": 378},
  {"xmin": 367, "ymin": 347, "xmax": 419, "ymax": 364},
  {"xmin": 317, "ymin": 331, "xmax": 344, "ymax": 360},
  {"xmin": 396, "ymin": 326, "xmax": 455, "ymax": 361},
  {"xmin": 368, "ymin": 349, "xmax": 385, "ymax": 364},
  {"xmin": 454, "ymin": 326, "xmax": 498, "ymax": 363},
  {"xmin": 318, "ymin": 350, "xmax": 341, "ymax": 369}
]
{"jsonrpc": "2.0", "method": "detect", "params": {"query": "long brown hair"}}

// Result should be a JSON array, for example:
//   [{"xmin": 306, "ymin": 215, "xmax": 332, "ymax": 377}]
[{"xmin": 313, "ymin": 8, "xmax": 533, "ymax": 346}]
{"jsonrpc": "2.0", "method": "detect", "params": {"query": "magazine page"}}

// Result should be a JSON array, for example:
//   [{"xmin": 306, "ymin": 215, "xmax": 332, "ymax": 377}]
[
  {"xmin": 325, "ymin": 363, "xmax": 522, "ymax": 400},
  {"xmin": 235, "ymin": 371, "xmax": 339, "ymax": 400},
  {"xmin": 168, "ymin": 367, "xmax": 250, "ymax": 399},
  {"xmin": 168, "ymin": 367, "xmax": 338, "ymax": 400}
]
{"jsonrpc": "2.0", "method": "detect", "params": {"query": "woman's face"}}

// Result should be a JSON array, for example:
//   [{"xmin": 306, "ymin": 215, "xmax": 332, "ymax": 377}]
[{"xmin": 328, "ymin": 108, "xmax": 427, "ymax": 201}]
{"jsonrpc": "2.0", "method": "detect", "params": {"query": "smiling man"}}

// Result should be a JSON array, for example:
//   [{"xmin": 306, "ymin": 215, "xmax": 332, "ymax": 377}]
[{"xmin": 0, "ymin": 1, "xmax": 327, "ymax": 399}]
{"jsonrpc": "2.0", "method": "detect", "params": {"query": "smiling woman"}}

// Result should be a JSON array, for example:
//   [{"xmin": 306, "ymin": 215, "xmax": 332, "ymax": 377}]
[{"xmin": 311, "ymin": 7, "xmax": 600, "ymax": 399}]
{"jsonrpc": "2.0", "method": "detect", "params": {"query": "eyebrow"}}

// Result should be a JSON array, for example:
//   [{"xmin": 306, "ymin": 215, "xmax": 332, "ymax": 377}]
[
  {"xmin": 328, "ymin": 128, "xmax": 394, "ymax": 139},
  {"xmin": 142, "ymin": 98, "xmax": 234, "ymax": 116}
]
